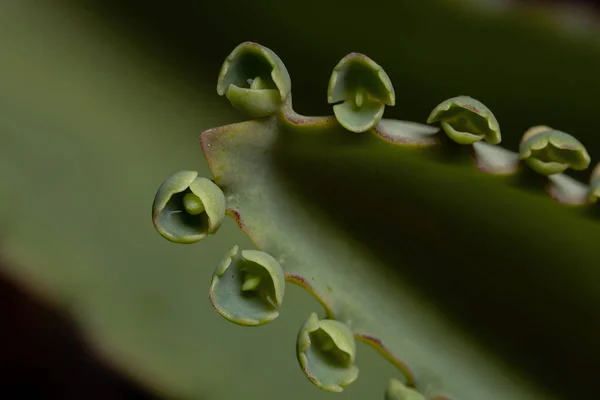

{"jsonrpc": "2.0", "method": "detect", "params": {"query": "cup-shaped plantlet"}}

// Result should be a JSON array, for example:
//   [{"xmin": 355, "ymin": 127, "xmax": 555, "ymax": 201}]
[
  {"xmin": 209, "ymin": 245, "xmax": 285, "ymax": 326},
  {"xmin": 385, "ymin": 378, "xmax": 426, "ymax": 400},
  {"xmin": 587, "ymin": 163, "xmax": 600, "ymax": 203},
  {"xmin": 152, "ymin": 171, "xmax": 226, "ymax": 244},
  {"xmin": 328, "ymin": 53, "xmax": 395, "ymax": 133},
  {"xmin": 296, "ymin": 312, "xmax": 359, "ymax": 392},
  {"xmin": 427, "ymin": 96, "xmax": 501, "ymax": 145},
  {"xmin": 216, "ymin": 41, "xmax": 291, "ymax": 118},
  {"xmin": 519, "ymin": 125, "xmax": 591, "ymax": 176}
]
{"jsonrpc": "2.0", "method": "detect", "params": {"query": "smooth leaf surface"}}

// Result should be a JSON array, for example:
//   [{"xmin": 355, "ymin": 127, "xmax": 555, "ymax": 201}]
[
  {"xmin": 202, "ymin": 103, "xmax": 600, "ymax": 399},
  {"xmin": 0, "ymin": 4, "xmax": 403, "ymax": 400}
]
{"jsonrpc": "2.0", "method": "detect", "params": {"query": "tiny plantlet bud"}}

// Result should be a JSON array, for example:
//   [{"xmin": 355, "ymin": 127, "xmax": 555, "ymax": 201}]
[
  {"xmin": 182, "ymin": 192, "xmax": 205, "ymax": 215},
  {"xmin": 217, "ymin": 42, "xmax": 291, "ymax": 118},
  {"xmin": 249, "ymin": 76, "xmax": 268, "ymax": 90},
  {"xmin": 241, "ymin": 274, "xmax": 261, "ymax": 291},
  {"xmin": 209, "ymin": 246, "xmax": 285, "ymax": 326},
  {"xmin": 354, "ymin": 89, "xmax": 365, "ymax": 108},
  {"xmin": 320, "ymin": 337, "xmax": 335, "ymax": 352},
  {"xmin": 296, "ymin": 313, "xmax": 359, "ymax": 392},
  {"xmin": 427, "ymin": 96, "xmax": 501, "ymax": 145},
  {"xmin": 519, "ymin": 126, "xmax": 590, "ymax": 176},
  {"xmin": 328, "ymin": 53, "xmax": 395, "ymax": 133},
  {"xmin": 152, "ymin": 171, "xmax": 225, "ymax": 244}
]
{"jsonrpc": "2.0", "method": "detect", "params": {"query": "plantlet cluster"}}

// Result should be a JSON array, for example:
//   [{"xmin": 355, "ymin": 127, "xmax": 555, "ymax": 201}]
[{"xmin": 151, "ymin": 42, "xmax": 598, "ymax": 399}]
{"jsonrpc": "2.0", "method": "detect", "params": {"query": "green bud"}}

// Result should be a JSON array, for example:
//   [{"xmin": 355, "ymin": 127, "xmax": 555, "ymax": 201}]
[
  {"xmin": 519, "ymin": 126, "xmax": 590, "ymax": 176},
  {"xmin": 296, "ymin": 313, "xmax": 359, "ymax": 392},
  {"xmin": 182, "ymin": 192, "xmax": 206, "ymax": 215},
  {"xmin": 427, "ymin": 96, "xmax": 501, "ymax": 145},
  {"xmin": 217, "ymin": 42, "xmax": 291, "ymax": 118},
  {"xmin": 328, "ymin": 53, "xmax": 395, "ymax": 133},
  {"xmin": 209, "ymin": 245, "xmax": 286, "ymax": 326},
  {"xmin": 152, "ymin": 171, "xmax": 225, "ymax": 244}
]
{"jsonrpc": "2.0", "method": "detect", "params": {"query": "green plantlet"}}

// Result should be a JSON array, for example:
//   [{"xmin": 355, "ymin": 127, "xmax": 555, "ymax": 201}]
[
  {"xmin": 209, "ymin": 245, "xmax": 285, "ymax": 326},
  {"xmin": 151, "ymin": 42, "xmax": 600, "ymax": 399},
  {"xmin": 519, "ymin": 125, "xmax": 591, "ymax": 175},
  {"xmin": 297, "ymin": 312, "xmax": 359, "ymax": 392},
  {"xmin": 152, "ymin": 170, "xmax": 226, "ymax": 244},
  {"xmin": 328, "ymin": 53, "xmax": 395, "ymax": 132},
  {"xmin": 427, "ymin": 95, "xmax": 500, "ymax": 145},
  {"xmin": 217, "ymin": 41, "xmax": 291, "ymax": 118}
]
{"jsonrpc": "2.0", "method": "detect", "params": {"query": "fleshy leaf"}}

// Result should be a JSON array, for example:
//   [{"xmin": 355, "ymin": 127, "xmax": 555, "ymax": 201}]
[
  {"xmin": 152, "ymin": 171, "xmax": 226, "ymax": 243},
  {"xmin": 200, "ymin": 103, "xmax": 600, "ymax": 399},
  {"xmin": 209, "ymin": 245, "xmax": 285, "ymax": 326},
  {"xmin": 519, "ymin": 126, "xmax": 591, "ymax": 175},
  {"xmin": 427, "ymin": 96, "xmax": 501, "ymax": 145},
  {"xmin": 217, "ymin": 42, "xmax": 291, "ymax": 117},
  {"xmin": 328, "ymin": 53, "xmax": 394, "ymax": 132},
  {"xmin": 296, "ymin": 313, "xmax": 359, "ymax": 392}
]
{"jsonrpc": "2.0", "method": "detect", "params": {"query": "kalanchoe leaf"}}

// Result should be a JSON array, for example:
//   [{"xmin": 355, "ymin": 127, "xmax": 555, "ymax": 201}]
[
  {"xmin": 385, "ymin": 378, "xmax": 426, "ymax": 400},
  {"xmin": 197, "ymin": 41, "xmax": 600, "ymax": 400},
  {"xmin": 209, "ymin": 245, "xmax": 285, "ymax": 326},
  {"xmin": 587, "ymin": 163, "xmax": 600, "ymax": 203},
  {"xmin": 427, "ymin": 96, "xmax": 501, "ymax": 145},
  {"xmin": 201, "ymin": 116, "xmax": 559, "ymax": 399},
  {"xmin": 519, "ymin": 126, "xmax": 591, "ymax": 176},
  {"xmin": 152, "ymin": 171, "xmax": 225, "ymax": 244},
  {"xmin": 296, "ymin": 313, "xmax": 359, "ymax": 392},
  {"xmin": 217, "ymin": 42, "xmax": 291, "ymax": 118},
  {"xmin": 328, "ymin": 53, "xmax": 395, "ymax": 133}
]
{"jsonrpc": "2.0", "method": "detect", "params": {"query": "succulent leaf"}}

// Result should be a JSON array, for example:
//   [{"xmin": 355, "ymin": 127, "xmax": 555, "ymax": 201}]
[
  {"xmin": 147, "ymin": 42, "xmax": 600, "ymax": 400},
  {"xmin": 519, "ymin": 126, "xmax": 591, "ymax": 175},
  {"xmin": 202, "ymin": 116, "xmax": 529, "ymax": 399},
  {"xmin": 200, "ymin": 94, "xmax": 600, "ymax": 399},
  {"xmin": 209, "ymin": 245, "xmax": 285, "ymax": 326},
  {"xmin": 152, "ymin": 171, "xmax": 225, "ymax": 243},
  {"xmin": 328, "ymin": 53, "xmax": 394, "ymax": 133},
  {"xmin": 217, "ymin": 41, "xmax": 291, "ymax": 117},
  {"xmin": 427, "ymin": 96, "xmax": 501, "ymax": 145},
  {"xmin": 296, "ymin": 313, "xmax": 359, "ymax": 392}
]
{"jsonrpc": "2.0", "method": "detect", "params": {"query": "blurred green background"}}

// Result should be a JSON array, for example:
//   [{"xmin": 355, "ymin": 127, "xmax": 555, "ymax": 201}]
[{"xmin": 1, "ymin": 1, "xmax": 599, "ymax": 399}]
